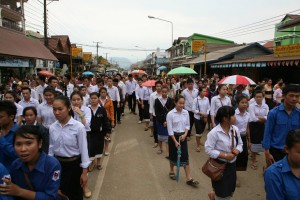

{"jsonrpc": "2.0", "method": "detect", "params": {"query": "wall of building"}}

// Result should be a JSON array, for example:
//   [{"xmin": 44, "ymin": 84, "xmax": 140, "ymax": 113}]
[
  {"xmin": 275, "ymin": 18, "xmax": 300, "ymax": 46},
  {"xmin": 234, "ymin": 46, "xmax": 270, "ymax": 60}
]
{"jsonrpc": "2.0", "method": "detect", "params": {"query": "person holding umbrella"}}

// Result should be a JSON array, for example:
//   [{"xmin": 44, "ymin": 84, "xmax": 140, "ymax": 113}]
[{"xmin": 166, "ymin": 95, "xmax": 199, "ymax": 186}]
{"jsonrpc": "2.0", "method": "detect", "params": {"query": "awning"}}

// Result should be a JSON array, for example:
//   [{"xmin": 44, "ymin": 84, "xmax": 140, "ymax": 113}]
[{"xmin": 0, "ymin": 27, "xmax": 58, "ymax": 61}]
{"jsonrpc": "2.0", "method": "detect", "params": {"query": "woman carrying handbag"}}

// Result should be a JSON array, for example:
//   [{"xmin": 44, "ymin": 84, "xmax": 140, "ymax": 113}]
[{"xmin": 204, "ymin": 106, "xmax": 243, "ymax": 200}]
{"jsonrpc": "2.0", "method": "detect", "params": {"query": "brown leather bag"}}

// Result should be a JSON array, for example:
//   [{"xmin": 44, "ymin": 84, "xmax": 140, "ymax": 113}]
[{"xmin": 202, "ymin": 128, "xmax": 236, "ymax": 181}]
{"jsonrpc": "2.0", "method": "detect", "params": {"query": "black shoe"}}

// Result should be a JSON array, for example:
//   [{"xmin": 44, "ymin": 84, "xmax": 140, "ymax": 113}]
[{"xmin": 117, "ymin": 121, "xmax": 121, "ymax": 124}]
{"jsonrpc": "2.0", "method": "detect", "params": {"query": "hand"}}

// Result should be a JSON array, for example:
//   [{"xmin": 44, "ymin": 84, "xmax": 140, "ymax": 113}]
[
  {"xmin": 265, "ymin": 152, "xmax": 275, "ymax": 167},
  {"xmin": 117, "ymin": 103, "xmax": 120, "ymax": 108},
  {"xmin": 141, "ymin": 104, "xmax": 144, "ymax": 109},
  {"xmin": 226, "ymin": 153, "xmax": 235, "ymax": 161},
  {"xmin": 212, "ymin": 123, "xmax": 216, "ymax": 128},
  {"xmin": 175, "ymin": 141, "xmax": 180, "ymax": 149},
  {"xmin": 106, "ymin": 133, "xmax": 111, "ymax": 138},
  {"xmin": 248, "ymin": 143, "xmax": 252, "ymax": 151},
  {"xmin": 150, "ymin": 115, "xmax": 153, "ymax": 120},
  {"xmin": 111, "ymin": 122, "xmax": 115, "ymax": 127},
  {"xmin": 179, "ymin": 134, "xmax": 187, "ymax": 142},
  {"xmin": 73, "ymin": 107, "xmax": 83, "ymax": 115},
  {"xmin": 80, "ymin": 172, "xmax": 88, "ymax": 188},
  {"xmin": 0, "ymin": 178, "xmax": 22, "ymax": 196},
  {"xmin": 163, "ymin": 122, "xmax": 167, "ymax": 127},
  {"xmin": 232, "ymin": 148, "xmax": 240, "ymax": 156}
]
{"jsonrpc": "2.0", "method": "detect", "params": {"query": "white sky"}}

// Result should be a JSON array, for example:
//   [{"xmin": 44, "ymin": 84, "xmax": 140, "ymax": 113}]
[{"xmin": 24, "ymin": 0, "xmax": 300, "ymax": 64}]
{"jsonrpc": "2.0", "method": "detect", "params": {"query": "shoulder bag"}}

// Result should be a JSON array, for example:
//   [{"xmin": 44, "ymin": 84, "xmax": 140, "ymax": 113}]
[{"xmin": 202, "ymin": 128, "xmax": 236, "ymax": 181}]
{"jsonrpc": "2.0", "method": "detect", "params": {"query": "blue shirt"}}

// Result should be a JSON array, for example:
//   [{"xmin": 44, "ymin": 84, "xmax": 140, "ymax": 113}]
[
  {"xmin": 0, "ymin": 124, "xmax": 19, "ymax": 169},
  {"xmin": 264, "ymin": 156, "xmax": 300, "ymax": 200},
  {"xmin": 0, "ymin": 163, "xmax": 13, "ymax": 200},
  {"xmin": 10, "ymin": 152, "xmax": 61, "ymax": 200},
  {"xmin": 262, "ymin": 104, "xmax": 300, "ymax": 149}
]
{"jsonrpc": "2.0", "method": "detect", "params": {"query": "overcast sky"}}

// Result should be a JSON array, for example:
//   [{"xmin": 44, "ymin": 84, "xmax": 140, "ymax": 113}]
[{"xmin": 25, "ymin": 0, "xmax": 299, "ymax": 63}]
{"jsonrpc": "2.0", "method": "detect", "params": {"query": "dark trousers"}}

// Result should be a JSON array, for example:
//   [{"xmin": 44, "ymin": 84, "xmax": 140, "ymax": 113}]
[
  {"xmin": 270, "ymin": 147, "xmax": 286, "ymax": 162},
  {"xmin": 153, "ymin": 116, "xmax": 158, "ymax": 143},
  {"xmin": 59, "ymin": 158, "xmax": 83, "ymax": 200},
  {"xmin": 120, "ymin": 100, "xmax": 125, "ymax": 114},
  {"xmin": 113, "ymin": 101, "xmax": 121, "ymax": 123},
  {"xmin": 137, "ymin": 100, "xmax": 143, "ymax": 121},
  {"xmin": 188, "ymin": 111, "xmax": 194, "ymax": 137},
  {"xmin": 128, "ymin": 92, "xmax": 136, "ymax": 112}
]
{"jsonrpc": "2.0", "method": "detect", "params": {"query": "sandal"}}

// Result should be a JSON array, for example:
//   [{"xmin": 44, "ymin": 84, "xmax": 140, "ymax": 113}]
[
  {"xmin": 169, "ymin": 172, "xmax": 176, "ymax": 180},
  {"xmin": 144, "ymin": 127, "xmax": 149, "ymax": 131},
  {"xmin": 157, "ymin": 149, "xmax": 163, "ymax": 154},
  {"xmin": 251, "ymin": 164, "xmax": 258, "ymax": 170},
  {"xmin": 88, "ymin": 163, "xmax": 95, "ymax": 172},
  {"xmin": 196, "ymin": 147, "xmax": 201, "ymax": 152},
  {"xmin": 96, "ymin": 165, "xmax": 103, "ymax": 170},
  {"xmin": 186, "ymin": 179, "xmax": 199, "ymax": 187}
]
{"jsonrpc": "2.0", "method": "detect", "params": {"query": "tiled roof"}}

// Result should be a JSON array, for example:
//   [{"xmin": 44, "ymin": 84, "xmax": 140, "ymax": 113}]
[{"xmin": 0, "ymin": 27, "xmax": 57, "ymax": 61}]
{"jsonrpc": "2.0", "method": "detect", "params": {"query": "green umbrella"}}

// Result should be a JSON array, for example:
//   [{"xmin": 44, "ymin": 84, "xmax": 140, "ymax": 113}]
[{"xmin": 167, "ymin": 66, "xmax": 197, "ymax": 75}]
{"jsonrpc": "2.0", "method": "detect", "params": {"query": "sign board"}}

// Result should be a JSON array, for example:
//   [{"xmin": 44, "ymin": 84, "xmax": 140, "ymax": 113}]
[
  {"xmin": 72, "ymin": 47, "xmax": 83, "ymax": 58},
  {"xmin": 192, "ymin": 40, "xmax": 205, "ymax": 53},
  {"xmin": 274, "ymin": 43, "xmax": 300, "ymax": 57},
  {"xmin": 0, "ymin": 58, "xmax": 30, "ymax": 68},
  {"xmin": 83, "ymin": 52, "xmax": 93, "ymax": 62}
]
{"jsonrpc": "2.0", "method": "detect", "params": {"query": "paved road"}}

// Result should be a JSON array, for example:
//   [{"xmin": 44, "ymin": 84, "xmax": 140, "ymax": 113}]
[{"xmin": 86, "ymin": 112, "xmax": 266, "ymax": 200}]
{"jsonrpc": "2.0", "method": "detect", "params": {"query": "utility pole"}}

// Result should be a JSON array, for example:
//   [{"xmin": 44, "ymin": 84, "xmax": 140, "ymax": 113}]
[
  {"xmin": 43, "ymin": 0, "xmax": 48, "ymax": 47},
  {"xmin": 104, "ymin": 53, "xmax": 109, "ymax": 60},
  {"xmin": 93, "ymin": 41, "xmax": 102, "ymax": 61}
]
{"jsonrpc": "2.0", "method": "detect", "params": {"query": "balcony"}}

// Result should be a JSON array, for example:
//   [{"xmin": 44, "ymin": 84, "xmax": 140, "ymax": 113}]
[
  {"xmin": 0, "ymin": 4, "xmax": 23, "ymax": 19},
  {"xmin": 2, "ymin": 18, "xmax": 23, "ymax": 32}
]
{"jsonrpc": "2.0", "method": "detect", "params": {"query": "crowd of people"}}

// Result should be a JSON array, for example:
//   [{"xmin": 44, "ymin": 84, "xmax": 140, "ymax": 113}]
[{"xmin": 0, "ymin": 72, "xmax": 299, "ymax": 200}]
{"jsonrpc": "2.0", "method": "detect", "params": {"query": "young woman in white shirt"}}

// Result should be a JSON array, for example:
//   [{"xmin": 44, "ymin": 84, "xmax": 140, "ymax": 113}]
[
  {"xmin": 192, "ymin": 87, "xmax": 210, "ymax": 152},
  {"xmin": 37, "ymin": 87, "xmax": 57, "ymax": 128},
  {"xmin": 205, "ymin": 106, "xmax": 243, "ymax": 200},
  {"xmin": 166, "ymin": 95, "xmax": 199, "ymax": 187},
  {"xmin": 248, "ymin": 90, "xmax": 269, "ymax": 170},
  {"xmin": 70, "ymin": 91, "xmax": 92, "ymax": 198},
  {"xmin": 4, "ymin": 91, "xmax": 23, "ymax": 125},
  {"xmin": 49, "ymin": 95, "xmax": 90, "ymax": 200}
]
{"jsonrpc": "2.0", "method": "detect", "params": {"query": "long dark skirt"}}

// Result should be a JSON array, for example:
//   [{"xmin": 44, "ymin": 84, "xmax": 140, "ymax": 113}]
[
  {"xmin": 265, "ymin": 98, "xmax": 275, "ymax": 110},
  {"xmin": 249, "ymin": 121, "xmax": 265, "ymax": 152},
  {"xmin": 212, "ymin": 161, "xmax": 236, "ymax": 198},
  {"xmin": 60, "ymin": 158, "xmax": 83, "ymax": 200},
  {"xmin": 87, "ymin": 131, "xmax": 105, "ymax": 159},
  {"xmin": 168, "ymin": 135, "xmax": 189, "ymax": 166},
  {"xmin": 143, "ymin": 100, "xmax": 150, "ymax": 120},
  {"xmin": 194, "ymin": 118, "xmax": 206, "ymax": 136},
  {"xmin": 236, "ymin": 135, "xmax": 248, "ymax": 171}
]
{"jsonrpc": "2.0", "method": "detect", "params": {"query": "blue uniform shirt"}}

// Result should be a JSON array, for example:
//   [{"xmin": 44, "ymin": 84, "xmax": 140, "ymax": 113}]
[
  {"xmin": 10, "ymin": 152, "xmax": 61, "ymax": 200},
  {"xmin": 262, "ymin": 104, "xmax": 300, "ymax": 150},
  {"xmin": 0, "ymin": 163, "xmax": 13, "ymax": 200},
  {"xmin": 264, "ymin": 156, "xmax": 300, "ymax": 200},
  {"xmin": 0, "ymin": 124, "xmax": 19, "ymax": 169}
]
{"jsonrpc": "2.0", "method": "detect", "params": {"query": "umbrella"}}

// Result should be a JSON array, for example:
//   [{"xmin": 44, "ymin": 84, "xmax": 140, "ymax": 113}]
[
  {"xmin": 176, "ymin": 140, "xmax": 181, "ymax": 183},
  {"xmin": 218, "ymin": 75, "xmax": 256, "ymax": 85},
  {"xmin": 158, "ymin": 66, "xmax": 167, "ymax": 71},
  {"xmin": 167, "ymin": 66, "xmax": 197, "ymax": 75},
  {"xmin": 131, "ymin": 70, "xmax": 146, "ymax": 74},
  {"xmin": 142, "ymin": 80, "xmax": 156, "ymax": 87},
  {"xmin": 82, "ymin": 71, "xmax": 95, "ymax": 76},
  {"xmin": 37, "ymin": 70, "xmax": 54, "ymax": 77}
]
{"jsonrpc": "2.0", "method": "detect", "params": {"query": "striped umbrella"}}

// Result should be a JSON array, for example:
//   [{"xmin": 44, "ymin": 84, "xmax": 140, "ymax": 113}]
[{"xmin": 218, "ymin": 75, "xmax": 256, "ymax": 85}]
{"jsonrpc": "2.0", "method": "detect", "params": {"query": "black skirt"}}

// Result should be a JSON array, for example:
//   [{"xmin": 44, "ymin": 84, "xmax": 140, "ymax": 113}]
[
  {"xmin": 87, "ymin": 131, "xmax": 105, "ymax": 159},
  {"xmin": 236, "ymin": 135, "xmax": 248, "ymax": 171},
  {"xmin": 212, "ymin": 161, "xmax": 236, "ymax": 198},
  {"xmin": 168, "ymin": 135, "xmax": 189, "ymax": 166},
  {"xmin": 194, "ymin": 118, "xmax": 206, "ymax": 135},
  {"xmin": 249, "ymin": 121, "xmax": 265, "ymax": 144},
  {"xmin": 143, "ymin": 100, "xmax": 150, "ymax": 119}
]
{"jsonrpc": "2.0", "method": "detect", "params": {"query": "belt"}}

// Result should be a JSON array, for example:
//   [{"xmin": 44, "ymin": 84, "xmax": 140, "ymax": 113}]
[
  {"xmin": 174, "ymin": 132, "xmax": 184, "ymax": 135},
  {"xmin": 55, "ymin": 155, "xmax": 80, "ymax": 162}
]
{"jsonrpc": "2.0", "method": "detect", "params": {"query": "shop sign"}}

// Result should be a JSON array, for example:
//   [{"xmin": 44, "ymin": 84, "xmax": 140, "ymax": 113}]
[
  {"xmin": 83, "ymin": 52, "xmax": 93, "ymax": 62},
  {"xmin": 72, "ymin": 47, "xmax": 83, "ymax": 58},
  {"xmin": 0, "ymin": 58, "xmax": 29, "ymax": 68},
  {"xmin": 274, "ymin": 44, "xmax": 300, "ymax": 57},
  {"xmin": 192, "ymin": 40, "xmax": 205, "ymax": 53}
]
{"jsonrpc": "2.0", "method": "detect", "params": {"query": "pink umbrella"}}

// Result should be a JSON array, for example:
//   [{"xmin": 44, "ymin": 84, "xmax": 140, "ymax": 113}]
[
  {"xmin": 131, "ymin": 70, "xmax": 146, "ymax": 74},
  {"xmin": 38, "ymin": 70, "xmax": 54, "ymax": 77},
  {"xmin": 142, "ymin": 80, "xmax": 156, "ymax": 87},
  {"xmin": 218, "ymin": 75, "xmax": 256, "ymax": 85}
]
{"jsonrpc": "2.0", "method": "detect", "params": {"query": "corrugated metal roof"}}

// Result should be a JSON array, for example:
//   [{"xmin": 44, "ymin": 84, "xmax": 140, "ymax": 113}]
[{"xmin": 0, "ymin": 27, "xmax": 57, "ymax": 61}]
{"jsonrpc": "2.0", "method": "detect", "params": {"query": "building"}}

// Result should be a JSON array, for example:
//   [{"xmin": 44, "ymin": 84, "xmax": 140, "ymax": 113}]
[
  {"xmin": 275, "ymin": 14, "xmax": 300, "ymax": 47},
  {"xmin": 0, "ymin": 0, "xmax": 57, "ymax": 84}
]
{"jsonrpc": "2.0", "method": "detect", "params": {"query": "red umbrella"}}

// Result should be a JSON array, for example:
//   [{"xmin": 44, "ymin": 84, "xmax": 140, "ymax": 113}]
[
  {"xmin": 38, "ymin": 70, "xmax": 54, "ymax": 77},
  {"xmin": 142, "ymin": 80, "xmax": 156, "ymax": 87},
  {"xmin": 131, "ymin": 70, "xmax": 146, "ymax": 74},
  {"xmin": 218, "ymin": 75, "xmax": 256, "ymax": 85}
]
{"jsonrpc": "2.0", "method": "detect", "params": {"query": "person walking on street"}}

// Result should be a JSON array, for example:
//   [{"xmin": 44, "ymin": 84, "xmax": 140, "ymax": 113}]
[
  {"xmin": 166, "ymin": 95, "xmax": 199, "ymax": 186},
  {"xmin": 125, "ymin": 74, "xmax": 137, "ymax": 114},
  {"xmin": 106, "ymin": 78, "xmax": 121, "ymax": 125},
  {"xmin": 135, "ymin": 79, "xmax": 144, "ymax": 124},
  {"xmin": 262, "ymin": 84, "xmax": 300, "ymax": 167}
]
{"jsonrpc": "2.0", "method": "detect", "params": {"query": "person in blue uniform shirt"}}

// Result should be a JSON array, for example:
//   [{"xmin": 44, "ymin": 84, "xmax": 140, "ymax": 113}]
[
  {"xmin": 0, "ymin": 162, "xmax": 13, "ymax": 200},
  {"xmin": 0, "ymin": 125, "xmax": 61, "ymax": 199},
  {"xmin": 0, "ymin": 100, "xmax": 19, "ymax": 170},
  {"xmin": 262, "ymin": 84, "xmax": 300, "ymax": 167},
  {"xmin": 264, "ymin": 129, "xmax": 300, "ymax": 200}
]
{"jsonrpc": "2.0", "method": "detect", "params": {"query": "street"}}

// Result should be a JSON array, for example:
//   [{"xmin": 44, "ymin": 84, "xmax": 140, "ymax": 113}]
[{"xmin": 86, "ymin": 111, "xmax": 266, "ymax": 200}]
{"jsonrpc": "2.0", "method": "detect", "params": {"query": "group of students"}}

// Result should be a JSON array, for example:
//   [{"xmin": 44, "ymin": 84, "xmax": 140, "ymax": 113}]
[{"xmin": 133, "ymin": 75, "xmax": 300, "ymax": 200}]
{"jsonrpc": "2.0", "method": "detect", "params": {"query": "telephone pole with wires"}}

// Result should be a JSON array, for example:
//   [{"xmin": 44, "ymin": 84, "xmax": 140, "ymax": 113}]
[
  {"xmin": 93, "ymin": 41, "xmax": 103, "ymax": 60},
  {"xmin": 43, "ymin": 0, "xmax": 59, "ymax": 47}
]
